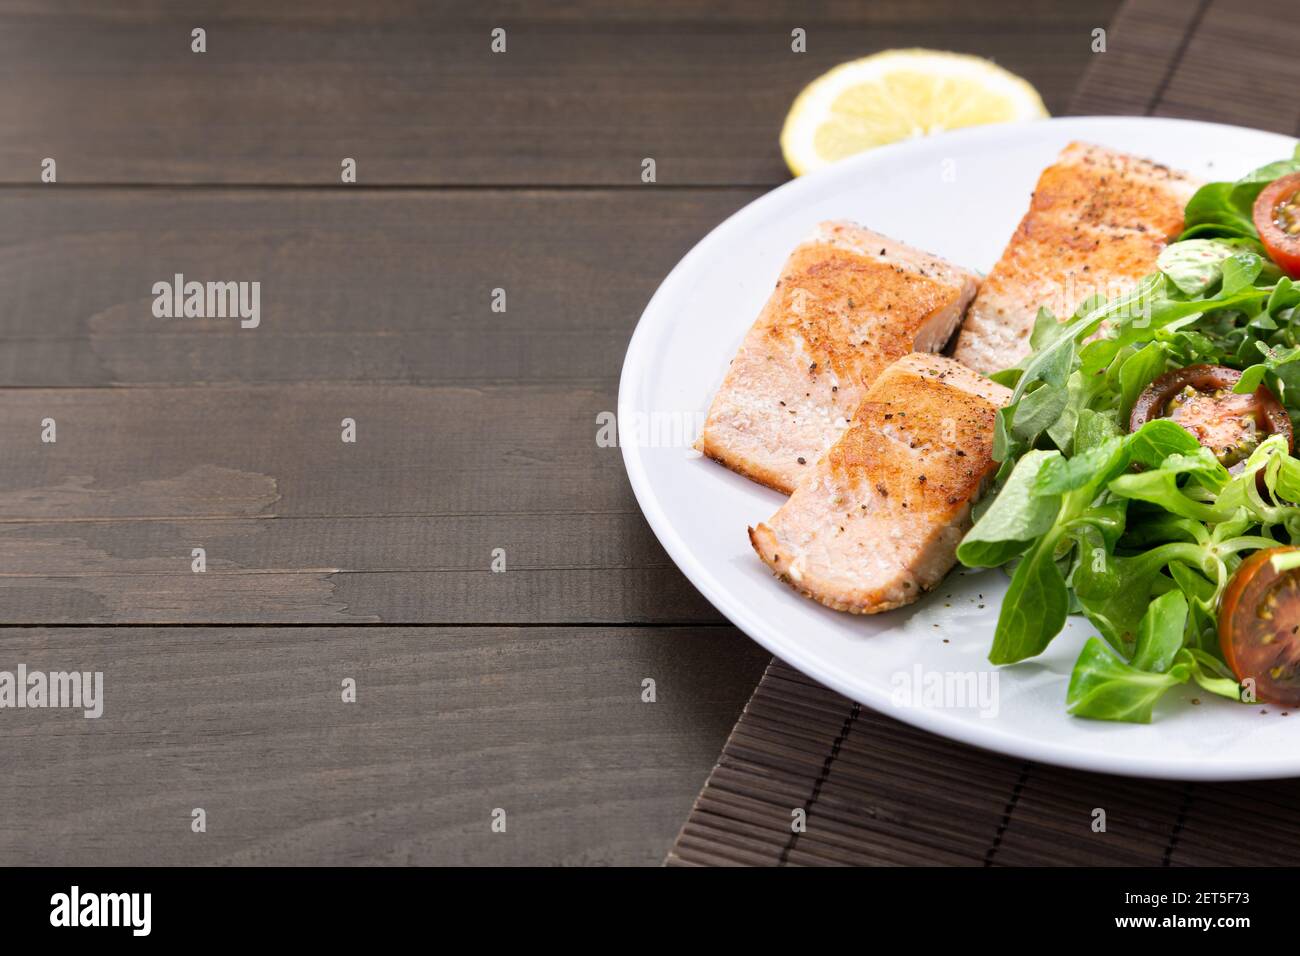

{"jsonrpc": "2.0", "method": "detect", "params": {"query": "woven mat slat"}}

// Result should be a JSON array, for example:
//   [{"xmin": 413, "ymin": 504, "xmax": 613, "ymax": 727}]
[
  {"xmin": 664, "ymin": 664, "xmax": 853, "ymax": 866},
  {"xmin": 669, "ymin": 0, "xmax": 1300, "ymax": 867},
  {"xmin": 666, "ymin": 660, "xmax": 1021, "ymax": 867},
  {"xmin": 834, "ymin": 711, "xmax": 1022, "ymax": 792},
  {"xmin": 1147, "ymin": 0, "xmax": 1300, "ymax": 134},
  {"xmin": 1168, "ymin": 780, "xmax": 1300, "ymax": 866},
  {"xmin": 991, "ymin": 770, "xmax": 1186, "ymax": 866},
  {"xmin": 1067, "ymin": 0, "xmax": 1205, "ymax": 115}
]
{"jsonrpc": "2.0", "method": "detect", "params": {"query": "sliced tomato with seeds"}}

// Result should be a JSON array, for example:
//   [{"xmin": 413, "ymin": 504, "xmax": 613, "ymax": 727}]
[
  {"xmin": 1129, "ymin": 364, "xmax": 1293, "ymax": 469},
  {"xmin": 1253, "ymin": 171, "xmax": 1300, "ymax": 279},
  {"xmin": 1220, "ymin": 547, "xmax": 1300, "ymax": 706}
]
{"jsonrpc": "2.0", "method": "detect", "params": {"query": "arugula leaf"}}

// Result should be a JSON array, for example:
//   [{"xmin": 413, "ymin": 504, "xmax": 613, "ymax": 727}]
[
  {"xmin": 1168, "ymin": 560, "xmax": 1220, "ymax": 651},
  {"xmin": 1011, "ymin": 380, "xmax": 1069, "ymax": 443},
  {"xmin": 1067, "ymin": 498, "xmax": 1128, "ymax": 551},
  {"xmin": 988, "ymin": 366, "xmax": 1022, "ymax": 389},
  {"xmin": 986, "ymin": 438, "xmax": 1137, "ymax": 663},
  {"xmin": 1229, "ymin": 157, "xmax": 1300, "ymax": 211},
  {"xmin": 1029, "ymin": 306, "xmax": 1069, "ymax": 352},
  {"xmin": 1219, "ymin": 252, "xmax": 1264, "ymax": 294},
  {"xmin": 1067, "ymin": 591, "xmax": 1195, "ymax": 724},
  {"xmin": 1234, "ymin": 362, "xmax": 1268, "ymax": 393},
  {"xmin": 1013, "ymin": 275, "xmax": 1165, "ymax": 403},
  {"xmin": 1079, "ymin": 336, "xmax": 1124, "ymax": 376}
]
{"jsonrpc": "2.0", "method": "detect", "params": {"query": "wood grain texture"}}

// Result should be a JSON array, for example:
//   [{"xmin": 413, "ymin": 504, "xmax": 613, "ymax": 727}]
[
  {"xmin": 0, "ymin": 188, "xmax": 759, "ymax": 387},
  {"xmin": 0, "ymin": 0, "xmax": 1142, "ymax": 866},
  {"xmin": 0, "ymin": 385, "xmax": 726, "ymax": 623},
  {"xmin": 0, "ymin": 0, "xmax": 1115, "ymax": 185},
  {"xmin": 0, "ymin": 624, "xmax": 770, "ymax": 864}
]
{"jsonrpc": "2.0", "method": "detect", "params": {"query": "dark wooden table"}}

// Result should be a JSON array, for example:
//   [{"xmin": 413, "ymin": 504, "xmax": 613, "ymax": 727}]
[{"xmin": 0, "ymin": 0, "xmax": 1117, "ymax": 865}]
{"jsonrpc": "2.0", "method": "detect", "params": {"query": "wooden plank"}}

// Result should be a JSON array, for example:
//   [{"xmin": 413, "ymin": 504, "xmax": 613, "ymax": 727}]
[
  {"xmin": 0, "ymin": 385, "xmax": 726, "ymax": 623},
  {"xmin": 0, "ymin": 385, "xmax": 623, "ymax": 519},
  {"xmin": 0, "ymin": 0, "xmax": 1116, "ymax": 185},
  {"xmin": 0, "ymin": 624, "xmax": 770, "ymax": 864},
  {"xmin": 0, "ymin": 188, "xmax": 757, "ymax": 387},
  {"xmin": 0, "ymin": 515, "xmax": 718, "ymax": 624}
]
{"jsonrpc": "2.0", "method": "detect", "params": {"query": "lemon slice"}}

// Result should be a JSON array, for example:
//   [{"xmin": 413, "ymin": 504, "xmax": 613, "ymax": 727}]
[{"xmin": 780, "ymin": 49, "xmax": 1048, "ymax": 176}]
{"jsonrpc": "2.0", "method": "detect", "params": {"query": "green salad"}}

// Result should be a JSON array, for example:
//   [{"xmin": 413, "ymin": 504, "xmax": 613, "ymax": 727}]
[{"xmin": 958, "ymin": 146, "xmax": 1300, "ymax": 723}]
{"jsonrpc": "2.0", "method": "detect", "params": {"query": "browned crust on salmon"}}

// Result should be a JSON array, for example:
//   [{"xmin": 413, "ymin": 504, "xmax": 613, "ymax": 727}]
[
  {"xmin": 749, "ymin": 353, "xmax": 1010, "ymax": 614},
  {"xmin": 699, "ymin": 222, "xmax": 979, "ymax": 494},
  {"xmin": 952, "ymin": 142, "xmax": 1199, "ymax": 375}
]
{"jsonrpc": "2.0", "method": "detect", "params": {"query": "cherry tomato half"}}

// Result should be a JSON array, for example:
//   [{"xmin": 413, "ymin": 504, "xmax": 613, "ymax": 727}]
[
  {"xmin": 1253, "ymin": 172, "xmax": 1300, "ymax": 279},
  {"xmin": 1220, "ymin": 547, "xmax": 1300, "ymax": 707},
  {"xmin": 1129, "ymin": 364, "xmax": 1292, "ymax": 468}
]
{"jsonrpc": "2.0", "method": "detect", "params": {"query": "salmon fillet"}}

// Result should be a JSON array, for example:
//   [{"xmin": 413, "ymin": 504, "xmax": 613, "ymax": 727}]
[
  {"xmin": 698, "ymin": 222, "xmax": 979, "ymax": 494},
  {"xmin": 952, "ymin": 142, "xmax": 1199, "ymax": 375},
  {"xmin": 749, "ymin": 353, "xmax": 1010, "ymax": 614}
]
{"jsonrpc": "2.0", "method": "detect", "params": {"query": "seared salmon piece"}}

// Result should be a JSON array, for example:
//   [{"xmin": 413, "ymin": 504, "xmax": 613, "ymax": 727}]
[
  {"xmin": 698, "ymin": 222, "xmax": 979, "ymax": 494},
  {"xmin": 952, "ymin": 142, "xmax": 1199, "ymax": 375},
  {"xmin": 749, "ymin": 353, "xmax": 1010, "ymax": 614}
]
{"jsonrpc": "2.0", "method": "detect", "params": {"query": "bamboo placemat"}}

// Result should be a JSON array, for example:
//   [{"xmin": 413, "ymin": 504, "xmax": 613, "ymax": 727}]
[{"xmin": 668, "ymin": 0, "xmax": 1300, "ymax": 867}]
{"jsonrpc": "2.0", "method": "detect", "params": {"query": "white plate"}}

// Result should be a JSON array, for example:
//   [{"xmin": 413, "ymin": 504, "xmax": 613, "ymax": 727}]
[{"xmin": 620, "ymin": 116, "xmax": 1300, "ymax": 781}]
